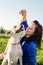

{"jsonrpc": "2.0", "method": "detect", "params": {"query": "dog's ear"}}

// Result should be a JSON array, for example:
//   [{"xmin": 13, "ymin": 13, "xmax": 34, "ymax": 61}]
[
  {"xmin": 6, "ymin": 30, "xmax": 11, "ymax": 35},
  {"xmin": 14, "ymin": 26, "xmax": 17, "ymax": 28}
]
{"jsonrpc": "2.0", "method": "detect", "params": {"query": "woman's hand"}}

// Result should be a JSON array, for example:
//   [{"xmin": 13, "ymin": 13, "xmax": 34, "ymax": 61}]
[
  {"xmin": 19, "ymin": 9, "xmax": 26, "ymax": 16},
  {"xmin": 19, "ymin": 9, "xmax": 27, "ymax": 22}
]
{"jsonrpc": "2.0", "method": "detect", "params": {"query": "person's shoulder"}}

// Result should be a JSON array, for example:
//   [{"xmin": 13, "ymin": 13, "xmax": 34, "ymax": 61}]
[
  {"xmin": 28, "ymin": 41, "xmax": 37, "ymax": 47},
  {"xmin": 27, "ymin": 41, "xmax": 37, "ymax": 49},
  {"xmin": 30, "ymin": 41, "xmax": 37, "ymax": 44}
]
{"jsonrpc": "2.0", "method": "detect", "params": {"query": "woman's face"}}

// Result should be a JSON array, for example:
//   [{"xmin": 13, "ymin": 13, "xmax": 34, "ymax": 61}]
[{"xmin": 26, "ymin": 22, "xmax": 36, "ymax": 37}]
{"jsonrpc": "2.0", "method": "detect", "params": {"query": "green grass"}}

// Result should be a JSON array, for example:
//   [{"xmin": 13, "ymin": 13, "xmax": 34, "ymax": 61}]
[
  {"xmin": 0, "ymin": 34, "xmax": 10, "ymax": 64},
  {"xmin": 36, "ymin": 43, "xmax": 43, "ymax": 65},
  {"xmin": 36, "ymin": 37, "xmax": 43, "ymax": 65},
  {"xmin": 0, "ymin": 34, "xmax": 43, "ymax": 65},
  {"xmin": 0, "ymin": 37, "xmax": 9, "ymax": 53}
]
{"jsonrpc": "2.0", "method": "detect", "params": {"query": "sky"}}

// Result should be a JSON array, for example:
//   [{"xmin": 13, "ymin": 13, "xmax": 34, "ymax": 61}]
[{"xmin": 0, "ymin": 0, "xmax": 43, "ymax": 30}]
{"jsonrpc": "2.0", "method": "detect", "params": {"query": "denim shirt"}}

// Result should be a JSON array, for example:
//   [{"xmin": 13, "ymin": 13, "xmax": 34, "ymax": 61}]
[{"xmin": 20, "ymin": 21, "xmax": 37, "ymax": 65}]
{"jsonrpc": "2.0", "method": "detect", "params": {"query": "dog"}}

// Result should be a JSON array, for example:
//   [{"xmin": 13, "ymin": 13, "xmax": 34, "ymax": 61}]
[{"xmin": 1, "ymin": 24, "xmax": 25, "ymax": 65}]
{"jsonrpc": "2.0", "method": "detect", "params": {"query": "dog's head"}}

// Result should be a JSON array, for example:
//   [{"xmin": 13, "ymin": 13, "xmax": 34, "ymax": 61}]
[
  {"xmin": 11, "ymin": 24, "xmax": 24, "ymax": 34},
  {"xmin": 7, "ymin": 24, "xmax": 25, "ymax": 44},
  {"xmin": 6, "ymin": 24, "xmax": 23, "ymax": 35},
  {"xmin": 11, "ymin": 24, "xmax": 25, "ymax": 44}
]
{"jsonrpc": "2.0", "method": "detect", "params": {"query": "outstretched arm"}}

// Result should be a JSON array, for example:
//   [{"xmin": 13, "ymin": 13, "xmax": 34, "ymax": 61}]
[
  {"xmin": 19, "ymin": 9, "xmax": 28, "ymax": 30},
  {"xmin": 21, "ymin": 21, "xmax": 28, "ymax": 30}
]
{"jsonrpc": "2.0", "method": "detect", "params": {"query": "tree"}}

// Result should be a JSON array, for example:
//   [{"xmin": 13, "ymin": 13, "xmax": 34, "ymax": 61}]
[{"xmin": 0, "ymin": 26, "xmax": 7, "ymax": 33}]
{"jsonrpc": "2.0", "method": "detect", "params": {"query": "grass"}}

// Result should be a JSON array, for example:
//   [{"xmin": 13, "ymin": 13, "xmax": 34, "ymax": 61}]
[
  {"xmin": 36, "ymin": 44, "xmax": 43, "ymax": 65},
  {"xmin": 0, "ymin": 34, "xmax": 43, "ymax": 65}
]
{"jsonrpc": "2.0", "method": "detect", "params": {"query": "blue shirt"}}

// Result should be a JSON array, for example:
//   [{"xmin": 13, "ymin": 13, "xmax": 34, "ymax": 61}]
[{"xmin": 20, "ymin": 21, "xmax": 37, "ymax": 65}]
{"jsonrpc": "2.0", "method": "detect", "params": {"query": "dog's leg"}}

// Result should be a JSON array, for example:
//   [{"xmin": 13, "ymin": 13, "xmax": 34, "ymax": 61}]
[
  {"xmin": 8, "ymin": 59, "xmax": 11, "ymax": 65},
  {"xmin": 1, "ymin": 58, "xmax": 8, "ymax": 65},
  {"xmin": 19, "ymin": 57, "xmax": 23, "ymax": 65},
  {"xmin": 8, "ymin": 52, "xmax": 14, "ymax": 65},
  {"xmin": 8, "ymin": 53, "xmax": 12, "ymax": 65}
]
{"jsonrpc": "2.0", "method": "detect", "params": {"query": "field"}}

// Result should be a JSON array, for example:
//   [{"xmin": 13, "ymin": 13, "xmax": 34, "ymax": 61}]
[{"xmin": 0, "ymin": 34, "xmax": 43, "ymax": 65}]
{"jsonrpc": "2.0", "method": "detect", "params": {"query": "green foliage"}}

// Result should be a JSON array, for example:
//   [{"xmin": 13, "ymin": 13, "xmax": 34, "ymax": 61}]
[
  {"xmin": 0, "ymin": 34, "xmax": 10, "ymax": 64},
  {"xmin": 0, "ymin": 38, "xmax": 9, "ymax": 53},
  {"xmin": 0, "ymin": 26, "xmax": 7, "ymax": 33},
  {"xmin": 36, "ymin": 49, "xmax": 43, "ymax": 65}
]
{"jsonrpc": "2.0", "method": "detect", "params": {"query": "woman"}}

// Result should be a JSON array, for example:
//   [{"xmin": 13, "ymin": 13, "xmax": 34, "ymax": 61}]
[{"xmin": 19, "ymin": 10, "xmax": 42, "ymax": 65}]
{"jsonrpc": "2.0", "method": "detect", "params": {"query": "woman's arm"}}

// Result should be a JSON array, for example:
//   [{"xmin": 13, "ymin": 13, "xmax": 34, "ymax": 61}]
[
  {"xmin": 21, "ymin": 21, "xmax": 28, "ymax": 30},
  {"xmin": 19, "ymin": 10, "xmax": 28, "ymax": 30}
]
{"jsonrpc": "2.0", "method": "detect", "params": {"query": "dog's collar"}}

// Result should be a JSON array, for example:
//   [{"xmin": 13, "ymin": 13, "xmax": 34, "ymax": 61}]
[{"xmin": 11, "ymin": 43, "xmax": 20, "ymax": 45}]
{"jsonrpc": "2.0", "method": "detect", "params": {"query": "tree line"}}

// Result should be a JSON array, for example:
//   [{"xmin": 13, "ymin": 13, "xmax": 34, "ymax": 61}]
[{"xmin": 0, "ymin": 26, "xmax": 7, "ymax": 34}]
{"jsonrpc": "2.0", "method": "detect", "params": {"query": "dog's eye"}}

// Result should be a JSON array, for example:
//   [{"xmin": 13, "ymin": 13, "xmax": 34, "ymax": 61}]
[{"xmin": 16, "ymin": 30, "xmax": 19, "ymax": 33}]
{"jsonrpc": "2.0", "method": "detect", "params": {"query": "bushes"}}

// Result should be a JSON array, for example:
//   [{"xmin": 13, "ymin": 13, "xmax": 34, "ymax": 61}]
[
  {"xmin": 0, "ymin": 26, "xmax": 7, "ymax": 33},
  {"xmin": 36, "ymin": 49, "xmax": 43, "ymax": 65}
]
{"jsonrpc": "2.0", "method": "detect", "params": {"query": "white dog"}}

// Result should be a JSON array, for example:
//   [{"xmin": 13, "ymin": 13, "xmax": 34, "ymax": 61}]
[{"xmin": 1, "ymin": 25, "xmax": 25, "ymax": 65}]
